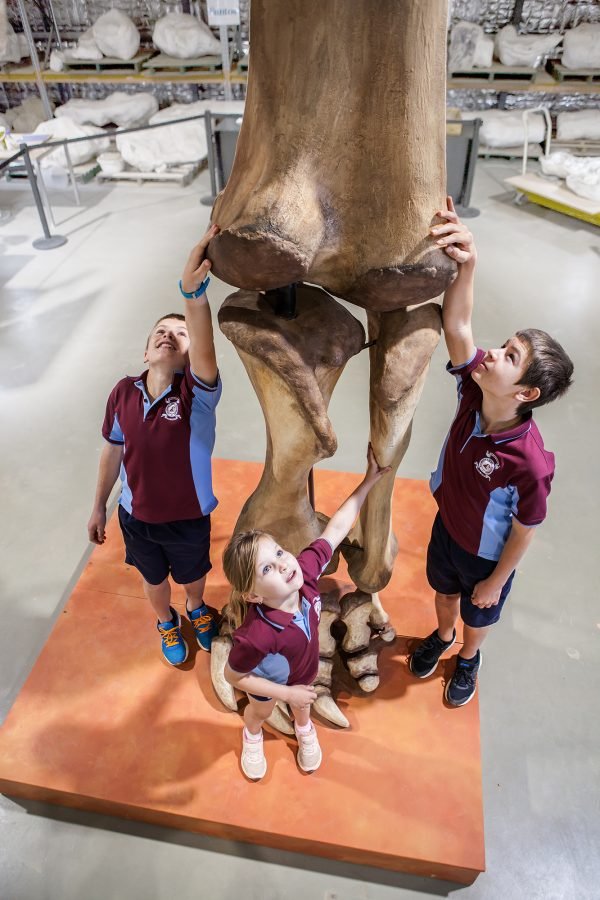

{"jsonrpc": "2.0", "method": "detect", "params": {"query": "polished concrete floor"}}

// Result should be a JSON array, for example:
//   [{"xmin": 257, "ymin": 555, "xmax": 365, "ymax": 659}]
[{"xmin": 0, "ymin": 160, "xmax": 598, "ymax": 899}]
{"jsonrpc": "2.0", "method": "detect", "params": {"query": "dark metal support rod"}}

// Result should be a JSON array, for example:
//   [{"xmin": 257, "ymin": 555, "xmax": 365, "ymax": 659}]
[
  {"xmin": 266, "ymin": 282, "xmax": 298, "ymax": 319},
  {"xmin": 308, "ymin": 468, "xmax": 315, "ymax": 511},
  {"xmin": 201, "ymin": 110, "xmax": 218, "ymax": 206}
]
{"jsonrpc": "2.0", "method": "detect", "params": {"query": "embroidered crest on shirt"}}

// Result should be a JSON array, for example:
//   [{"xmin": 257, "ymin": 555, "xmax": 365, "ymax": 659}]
[
  {"xmin": 161, "ymin": 397, "xmax": 181, "ymax": 421},
  {"xmin": 474, "ymin": 450, "xmax": 500, "ymax": 480},
  {"xmin": 313, "ymin": 597, "xmax": 321, "ymax": 620}
]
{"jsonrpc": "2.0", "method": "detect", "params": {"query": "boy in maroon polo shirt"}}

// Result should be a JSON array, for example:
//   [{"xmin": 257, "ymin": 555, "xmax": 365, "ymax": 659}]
[
  {"xmin": 87, "ymin": 225, "xmax": 222, "ymax": 666},
  {"xmin": 222, "ymin": 446, "xmax": 390, "ymax": 780},
  {"xmin": 408, "ymin": 198, "xmax": 573, "ymax": 707}
]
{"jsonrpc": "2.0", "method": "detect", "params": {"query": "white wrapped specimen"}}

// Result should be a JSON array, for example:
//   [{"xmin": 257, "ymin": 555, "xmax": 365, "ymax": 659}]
[
  {"xmin": 540, "ymin": 151, "xmax": 600, "ymax": 179},
  {"xmin": 448, "ymin": 22, "xmax": 480, "ymax": 69},
  {"xmin": 49, "ymin": 49, "xmax": 65, "ymax": 72},
  {"xmin": 32, "ymin": 117, "xmax": 109, "ymax": 167},
  {"xmin": 473, "ymin": 35, "xmax": 494, "ymax": 68},
  {"xmin": 562, "ymin": 24, "xmax": 600, "ymax": 70},
  {"xmin": 69, "ymin": 27, "xmax": 103, "ymax": 60},
  {"xmin": 462, "ymin": 109, "xmax": 546, "ymax": 148},
  {"xmin": 153, "ymin": 13, "xmax": 220, "ymax": 58},
  {"xmin": 566, "ymin": 173, "xmax": 600, "ymax": 203},
  {"xmin": 55, "ymin": 91, "xmax": 158, "ymax": 128},
  {"xmin": 5, "ymin": 96, "xmax": 51, "ymax": 132},
  {"xmin": 93, "ymin": 9, "xmax": 140, "ymax": 61},
  {"xmin": 0, "ymin": 10, "xmax": 29, "ymax": 63},
  {"xmin": 495, "ymin": 25, "xmax": 562, "ymax": 68},
  {"xmin": 556, "ymin": 111, "xmax": 600, "ymax": 142},
  {"xmin": 541, "ymin": 151, "xmax": 600, "ymax": 204},
  {"xmin": 448, "ymin": 22, "xmax": 493, "ymax": 70},
  {"xmin": 116, "ymin": 99, "xmax": 244, "ymax": 172}
]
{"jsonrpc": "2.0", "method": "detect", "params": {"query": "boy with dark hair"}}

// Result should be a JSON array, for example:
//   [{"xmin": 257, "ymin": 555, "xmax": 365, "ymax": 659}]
[
  {"xmin": 408, "ymin": 199, "xmax": 573, "ymax": 706},
  {"xmin": 88, "ymin": 225, "xmax": 222, "ymax": 666}
]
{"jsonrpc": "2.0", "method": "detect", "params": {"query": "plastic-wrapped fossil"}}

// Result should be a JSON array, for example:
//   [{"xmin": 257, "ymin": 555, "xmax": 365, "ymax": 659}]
[{"xmin": 208, "ymin": 0, "xmax": 451, "ymax": 724}]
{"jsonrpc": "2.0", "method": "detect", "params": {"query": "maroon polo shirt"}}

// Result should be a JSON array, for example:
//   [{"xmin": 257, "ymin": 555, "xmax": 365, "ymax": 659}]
[
  {"xmin": 429, "ymin": 349, "xmax": 555, "ymax": 560},
  {"xmin": 102, "ymin": 365, "xmax": 221, "ymax": 524},
  {"xmin": 228, "ymin": 538, "xmax": 333, "ymax": 686}
]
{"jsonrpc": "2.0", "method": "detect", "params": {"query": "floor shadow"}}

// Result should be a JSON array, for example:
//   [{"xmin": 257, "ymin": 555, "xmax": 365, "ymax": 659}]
[
  {"xmin": 8, "ymin": 798, "xmax": 469, "ymax": 894},
  {"xmin": 0, "ymin": 286, "xmax": 102, "ymax": 388}
]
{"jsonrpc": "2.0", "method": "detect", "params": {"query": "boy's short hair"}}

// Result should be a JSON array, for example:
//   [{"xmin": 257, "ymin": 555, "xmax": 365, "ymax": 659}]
[
  {"xmin": 146, "ymin": 313, "xmax": 187, "ymax": 349},
  {"xmin": 516, "ymin": 328, "xmax": 574, "ymax": 415}
]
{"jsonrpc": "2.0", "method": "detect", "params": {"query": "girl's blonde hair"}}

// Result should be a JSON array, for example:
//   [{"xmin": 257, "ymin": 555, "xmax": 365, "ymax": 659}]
[{"xmin": 222, "ymin": 530, "xmax": 271, "ymax": 630}]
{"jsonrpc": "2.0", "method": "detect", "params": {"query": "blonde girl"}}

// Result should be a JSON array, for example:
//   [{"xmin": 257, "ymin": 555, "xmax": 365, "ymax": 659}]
[{"xmin": 222, "ymin": 445, "xmax": 389, "ymax": 780}]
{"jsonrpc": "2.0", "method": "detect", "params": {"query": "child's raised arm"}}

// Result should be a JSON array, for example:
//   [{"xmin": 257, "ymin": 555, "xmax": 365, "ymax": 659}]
[
  {"xmin": 432, "ymin": 196, "xmax": 477, "ymax": 368},
  {"xmin": 180, "ymin": 224, "xmax": 220, "ymax": 386},
  {"xmin": 321, "ymin": 444, "xmax": 390, "ymax": 551}
]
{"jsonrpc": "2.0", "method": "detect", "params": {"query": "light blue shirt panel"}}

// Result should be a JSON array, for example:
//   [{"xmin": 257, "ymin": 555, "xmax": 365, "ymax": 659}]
[
  {"xmin": 430, "ymin": 428, "xmax": 451, "ymax": 495},
  {"xmin": 478, "ymin": 485, "xmax": 519, "ymax": 561},
  {"xmin": 118, "ymin": 460, "xmax": 133, "ymax": 513},
  {"xmin": 252, "ymin": 652, "xmax": 291, "ymax": 685},
  {"xmin": 190, "ymin": 370, "xmax": 222, "ymax": 413},
  {"xmin": 430, "ymin": 410, "xmax": 486, "ymax": 495},
  {"xmin": 189, "ymin": 374, "xmax": 222, "ymax": 515},
  {"xmin": 108, "ymin": 412, "xmax": 124, "ymax": 443},
  {"xmin": 292, "ymin": 597, "xmax": 312, "ymax": 641}
]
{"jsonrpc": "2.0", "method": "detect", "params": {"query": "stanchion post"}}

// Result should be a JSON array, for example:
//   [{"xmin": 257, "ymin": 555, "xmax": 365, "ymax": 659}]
[
  {"xmin": 20, "ymin": 144, "xmax": 68, "ymax": 250},
  {"xmin": 200, "ymin": 110, "xmax": 218, "ymax": 206}
]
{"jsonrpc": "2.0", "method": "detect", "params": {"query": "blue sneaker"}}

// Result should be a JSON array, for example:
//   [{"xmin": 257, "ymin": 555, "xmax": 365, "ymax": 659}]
[
  {"xmin": 187, "ymin": 604, "xmax": 217, "ymax": 652},
  {"xmin": 445, "ymin": 651, "xmax": 482, "ymax": 707},
  {"xmin": 157, "ymin": 607, "xmax": 188, "ymax": 666}
]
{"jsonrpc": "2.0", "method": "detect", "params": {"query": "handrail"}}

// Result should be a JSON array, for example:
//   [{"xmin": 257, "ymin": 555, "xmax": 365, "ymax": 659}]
[
  {"xmin": 27, "ymin": 110, "xmax": 242, "ymax": 152},
  {"xmin": 0, "ymin": 149, "xmax": 25, "ymax": 172},
  {"xmin": 0, "ymin": 109, "xmax": 242, "ymax": 250}
]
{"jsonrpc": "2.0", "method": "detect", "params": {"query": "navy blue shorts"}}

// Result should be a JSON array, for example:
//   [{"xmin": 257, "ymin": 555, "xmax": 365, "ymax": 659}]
[
  {"xmin": 426, "ymin": 513, "xmax": 515, "ymax": 628},
  {"xmin": 118, "ymin": 506, "xmax": 212, "ymax": 586}
]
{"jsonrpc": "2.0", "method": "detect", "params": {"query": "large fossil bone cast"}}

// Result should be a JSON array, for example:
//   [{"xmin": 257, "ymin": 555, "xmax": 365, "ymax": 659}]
[
  {"xmin": 208, "ymin": 0, "xmax": 454, "ymax": 311},
  {"xmin": 210, "ymin": 0, "xmax": 451, "ymax": 723},
  {"xmin": 218, "ymin": 283, "xmax": 365, "ymax": 552}
]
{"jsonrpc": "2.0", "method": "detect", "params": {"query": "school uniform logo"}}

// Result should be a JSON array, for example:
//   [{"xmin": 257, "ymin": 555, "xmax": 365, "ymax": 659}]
[
  {"xmin": 474, "ymin": 450, "xmax": 500, "ymax": 480},
  {"xmin": 162, "ymin": 397, "xmax": 181, "ymax": 421},
  {"xmin": 313, "ymin": 597, "xmax": 321, "ymax": 620}
]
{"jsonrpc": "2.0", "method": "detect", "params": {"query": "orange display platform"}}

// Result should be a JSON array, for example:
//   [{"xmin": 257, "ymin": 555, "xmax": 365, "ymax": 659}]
[{"xmin": 0, "ymin": 460, "xmax": 484, "ymax": 884}]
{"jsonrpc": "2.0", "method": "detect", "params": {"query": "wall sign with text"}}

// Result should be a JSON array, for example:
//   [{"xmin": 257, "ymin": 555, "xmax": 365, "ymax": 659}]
[{"xmin": 207, "ymin": 0, "xmax": 240, "ymax": 27}]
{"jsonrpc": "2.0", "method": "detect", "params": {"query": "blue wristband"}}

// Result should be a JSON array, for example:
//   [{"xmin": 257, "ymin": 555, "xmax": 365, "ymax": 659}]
[{"xmin": 179, "ymin": 276, "xmax": 210, "ymax": 299}]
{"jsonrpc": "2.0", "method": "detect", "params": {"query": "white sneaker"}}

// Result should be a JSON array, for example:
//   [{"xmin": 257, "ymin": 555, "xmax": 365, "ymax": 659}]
[
  {"xmin": 295, "ymin": 722, "xmax": 322, "ymax": 772},
  {"xmin": 241, "ymin": 728, "xmax": 267, "ymax": 780}
]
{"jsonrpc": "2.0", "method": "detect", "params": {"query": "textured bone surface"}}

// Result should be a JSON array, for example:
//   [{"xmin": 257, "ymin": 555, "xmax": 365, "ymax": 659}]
[
  {"xmin": 346, "ymin": 641, "xmax": 381, "ymax": 692},
  {"xmin": 343, "ymin": 303, "xmax": 441, "ymax": 593},
  {"xmin": 218, "ymin": 284, "xmax": 365, "ymax": 553},
  {"xmin": 265, "ymin": 703, "xmax": 294, "ymax": 735},
  {"xmin": 370, "ymin": 593, "xmax": 396, "ymax": 641},
  {"xmin": 318, "ymin": 591, "xmax": 342, "ymax": 659},
  {"xmin": 210, "ymin": 635, "xmax": 237, "ymax": 711},
  {"xmin": 311, "ymin": 657, "xmax": 350, "ymax": 728},
  {"xmin": 340, "ymin": 591, "xmax": 373, "ymax": 654},
  {"xmin": 208, "ymin": 0, "xmax": 454, "ymax": 310}
]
